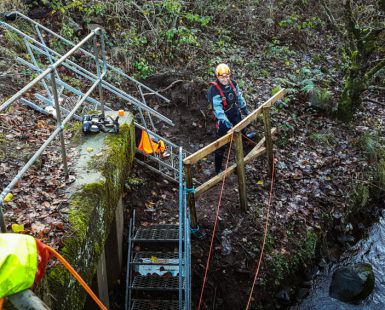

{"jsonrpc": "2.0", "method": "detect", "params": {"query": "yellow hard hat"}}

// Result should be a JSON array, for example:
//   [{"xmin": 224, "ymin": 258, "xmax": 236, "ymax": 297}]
[{"xmin": 215, "ymin": 63, "xmax": 230, "ymax": 76}]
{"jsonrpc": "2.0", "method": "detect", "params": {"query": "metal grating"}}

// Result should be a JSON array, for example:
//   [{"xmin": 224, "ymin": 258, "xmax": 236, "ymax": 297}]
[
  {"xmin": 131, "ymin": 275, "xmax": 182, "ymax": 291},
  {"xmin": 133, "ymin": 252, "xmax": 180, "ymax": 264},
  {"xmin": 147, "ymin": 225, "xmax": 179, "ymax": 229},
  {"xmin": 131, "ymin": 299, "xmax": 182, "ymax": 310},
  {"xmin": 134, "ymin": 227, "xmax": 179, "ymax": 242}
]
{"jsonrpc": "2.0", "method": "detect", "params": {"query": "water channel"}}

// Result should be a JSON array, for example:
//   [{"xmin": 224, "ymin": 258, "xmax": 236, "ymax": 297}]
[{"xmin": 298, "ymin": 210, "xmax": 385, "ymax": 310}]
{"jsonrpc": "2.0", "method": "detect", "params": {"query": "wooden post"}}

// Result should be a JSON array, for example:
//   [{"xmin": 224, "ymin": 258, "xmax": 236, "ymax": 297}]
[
  {"xmin": 185, "ymin": 164, "xmax": 198, "ymax": 228},
  {"xmin": 263, "ymin": 107, "xmax": 274, "ymax": 176},
  {"xmin": 234, "ymin": 130, "xmax": 248, "ymax": 211}
]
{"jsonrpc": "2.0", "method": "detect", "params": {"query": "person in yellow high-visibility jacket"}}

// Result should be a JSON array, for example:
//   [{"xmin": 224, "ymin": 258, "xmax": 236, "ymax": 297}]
[
  {"xmin": 0, "ymin": 234, "xmax": 107, "ymax": 310},
  {"xmin": 0, "ymin": 234, "xmax": 50, "ymax": 299},
  {"xmin": 135, "ymin": 127, "xmax": 170, "ymax": 158}
]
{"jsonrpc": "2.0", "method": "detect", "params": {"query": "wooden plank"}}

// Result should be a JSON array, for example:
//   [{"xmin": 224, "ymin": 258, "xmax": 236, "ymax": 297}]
[
  {"xmin": 229, "ymin": 88, "xmax": 285, "ymax": 133},
  {"xmin": 183, "ymin": 89, "xmax": 284, "ymax": 165},
  {"xmin": 263, "ymin": 107, "xmax": 273, "ymax": 176},
  {"xmin": 185, "ymin": 164, "xmax": 198, "ymax": 228},
  {"xmin": 183, "ymin": 131, "xmax": 233, "ymax": 165},
  {"xmin": 194, "ymin": 127, "xmax": 276, "ymax": 199},
  {"xmin": 235, "ymin": 131, "xmax": 247, "ymax": 211},
  {"xmin": 195, "ymin": 147, "xmax": 266, "ymax": 199}
]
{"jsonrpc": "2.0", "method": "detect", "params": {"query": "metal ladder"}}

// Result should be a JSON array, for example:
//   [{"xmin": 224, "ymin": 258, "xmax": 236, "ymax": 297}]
[
  {"xmin": 0, "ymin": 11, "xmax": 189, "ymax": 182},
  {"xmin": 125, "ymin": 149, "xmax": 191, "ymax": 310}
]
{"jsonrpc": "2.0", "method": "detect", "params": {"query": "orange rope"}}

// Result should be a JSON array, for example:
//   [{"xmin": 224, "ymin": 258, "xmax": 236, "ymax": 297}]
[
  {"xmin": 242, "ymin": 133, "xmax": 257, "ymax": 145},
  {"xmin": 245, "ymin": 157, "xmax": 276, "ymax": 310},
  {"xmin": 46, "ymin": 246, "xmax": 107, "ymax": 310},
  {"xmin": 0, "ymin": 297, "xmax": 4, "ymax": 310},
  {"xmin": 198, "ymin": 133, "xmax": 234, "ymax": 310}
]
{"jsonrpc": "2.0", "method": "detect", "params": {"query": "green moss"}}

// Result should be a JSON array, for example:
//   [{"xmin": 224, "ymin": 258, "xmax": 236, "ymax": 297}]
[
  {"xmin": 267, "ymin": 229, "xmax": 317, "ymax": 287},
  {"xmin": 45, "ymin": 116, "xmax": 135, "ymax": 309}
]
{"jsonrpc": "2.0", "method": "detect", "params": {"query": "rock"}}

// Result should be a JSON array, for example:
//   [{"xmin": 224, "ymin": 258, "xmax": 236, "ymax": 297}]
[
  {"xmin": 336, "ymin": 233, "xmax": 355, "ymax": 244},
  {"xmin": 275, "ymin": 289, "xmax": 291, "ymax": 303},
  {"xmin": 329, "ymin": 263, "xmax": 375, "ymax": 304},
  {"xmin": 221, "ymin": 228, "xmax": 232, "ymax": 255}
]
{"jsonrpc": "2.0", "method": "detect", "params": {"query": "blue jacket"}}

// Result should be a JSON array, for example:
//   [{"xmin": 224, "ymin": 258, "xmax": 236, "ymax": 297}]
[{"xmin": 207, "ymin": 80, "xmax": 247, "ymax": 123}]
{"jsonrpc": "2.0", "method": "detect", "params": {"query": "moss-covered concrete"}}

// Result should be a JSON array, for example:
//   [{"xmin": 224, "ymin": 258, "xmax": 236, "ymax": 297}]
[{"xmin": 38, "ymin": 112, "xmax": 135, "ymax": 309}]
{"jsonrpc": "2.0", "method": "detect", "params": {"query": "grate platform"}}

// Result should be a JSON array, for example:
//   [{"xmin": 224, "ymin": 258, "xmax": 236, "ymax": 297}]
[
  {"xmin": 131, "ymin": 275, "xmax": 182, "ymax": 291},
  {"xmin": 131, "ymin": 299, "xmax": 182, "ymax": 310},
  {"xmin": 133, "ymin": 226, "xmax": 179, "ymax": 242},
  {"xmin": 133, "ymin": 252, "xmax": 181, "ymax": 265},
  {"xmin": 143, "ymin": 224, "xmax": 179, "ymax": 229}
]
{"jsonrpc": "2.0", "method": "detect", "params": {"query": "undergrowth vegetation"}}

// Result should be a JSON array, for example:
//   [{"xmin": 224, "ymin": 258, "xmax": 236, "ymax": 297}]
[{"xmin": 20, "ymin": 0, "xmax": 327, "ymax": 81}]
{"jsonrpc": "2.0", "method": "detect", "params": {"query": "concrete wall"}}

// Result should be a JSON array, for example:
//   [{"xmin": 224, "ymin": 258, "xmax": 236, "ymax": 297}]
[{"xmin": 36, "ymin": 113, "xmax": 135, "ymax": 309}]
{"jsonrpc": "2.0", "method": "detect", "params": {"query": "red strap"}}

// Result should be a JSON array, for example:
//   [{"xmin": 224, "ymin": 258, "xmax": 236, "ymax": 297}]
[
  {"xmin": 34, "ymin": 239, "xmax": 51, "ymax": 284},
  {"xmin": 209, "ymin": 81, "xmax": 227, "ymax": 108},
  {"xmin": 229, "ymin": 80, "xmax": 238, "ymax": 98}
]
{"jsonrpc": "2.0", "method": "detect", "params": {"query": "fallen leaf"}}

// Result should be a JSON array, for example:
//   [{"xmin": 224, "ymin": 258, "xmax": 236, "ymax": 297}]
[{"xmin": 11, "ymin": 223, "xmax": 24, "ymax": 233}]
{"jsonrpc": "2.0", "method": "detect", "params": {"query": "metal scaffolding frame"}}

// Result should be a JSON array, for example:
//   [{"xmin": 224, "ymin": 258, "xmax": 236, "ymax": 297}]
[{"xmin": 0, "ymin": 12, "xmax": 190, "ymax": 184}]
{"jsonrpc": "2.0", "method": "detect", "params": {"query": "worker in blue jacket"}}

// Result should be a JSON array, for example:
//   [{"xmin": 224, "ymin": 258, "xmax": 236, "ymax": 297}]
[{"xmin": 207, "ymin": 63, "xmax": 250, "ymax": 174}]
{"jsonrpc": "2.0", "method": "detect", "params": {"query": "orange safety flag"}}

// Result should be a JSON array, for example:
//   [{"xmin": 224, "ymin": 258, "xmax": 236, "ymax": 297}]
[{"xmin": 137, "ymin": 130, "xmax": 166, "ymax": 154}]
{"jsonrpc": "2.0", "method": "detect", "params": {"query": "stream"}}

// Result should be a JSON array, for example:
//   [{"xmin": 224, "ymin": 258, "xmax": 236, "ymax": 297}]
[{"xmin": 298, "ymin": 210, "xmax": 385, "ymax": 309}]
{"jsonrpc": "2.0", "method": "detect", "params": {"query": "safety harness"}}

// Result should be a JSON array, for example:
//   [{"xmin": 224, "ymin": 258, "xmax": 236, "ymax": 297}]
[{"xmin": 209, "ymin": 80, "xmax": 237, "ymax": 109}]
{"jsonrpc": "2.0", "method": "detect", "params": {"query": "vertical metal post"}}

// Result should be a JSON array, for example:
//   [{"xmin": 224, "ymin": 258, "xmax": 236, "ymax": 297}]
[
  {"xmin": 0, "ymin": 201, "xmax": 6, "ymax": 232},
  {"xmin": 51, "ymin": 70, "xmax": 69, "ymax": 179},
  {"xmin": 185, "ymin": 164, "xmax": 198, "ymax": 228},
  {"xmin": 178, "ymin": 147, "xmax": 183, "ymax": 310},
  {"xmin": 99, "ymin": 29, "xmax": 107, "ymax": 74},
  {"xmin": 234, "ymin": 130, "xmax": 248, "ymax": 211},
  {"xmin": 263, "ymin": 107, "xmax": 274, "ymax": 177},
  {"xmin": 93, "ymin": 31, "xmax": 105, "ymax": 118},
  {"xmin": 138, "ymin": 85, "xmax": 156, "ymax": 131}
]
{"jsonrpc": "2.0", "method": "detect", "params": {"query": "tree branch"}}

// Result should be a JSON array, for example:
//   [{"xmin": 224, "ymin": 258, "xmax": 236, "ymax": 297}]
[
  {"xmin": 367, "ymin": 57, "xmax": 385, "ymax": 80},
  {"xmin": 130, "ymin": 1, "xmax": 159, "ymax": 39},
  {"xmin": 364, "ymin": 27, "xmax": 385, "ymax": 43},
  {"xmin": 364, "ymin": 98, "xmax": 385, "ymax": 107},
  {"xmin": 143, "ymin": 80, "xmax": 186, "ymax": 96},
  {"xmin": 321, "ymin": 0, "xmax": 345, "ymax": 37},
  {"xmin": 369, "ymin": 85, "xmax": 385, "ymax": 91}
]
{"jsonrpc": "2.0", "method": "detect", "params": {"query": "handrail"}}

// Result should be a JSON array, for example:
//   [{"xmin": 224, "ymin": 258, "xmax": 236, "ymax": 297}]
[
  {"xmin": 183, "ymin": 89, "xmax": 285, "ymax": 227},
  {"xmin": 2, "ymin": 11, "xmax": 170, "ymax": 103},
  {"xmin": 178, "ymin": 147, "xmax": 183, "ymax": 309},
  {"xmin": 0, "ymin": 27, "xmax": 105, "ymax": 232},
  {"xmin": 0, "ymin": 28, "xmax": 101, "ymax": 112},
  {"xmin": 0, "ymin": 21, "xmax": 174, "ymax": 126},
  {"xmin": 183, "ymin": 88, "xmax": 285, "ymax": 165}
]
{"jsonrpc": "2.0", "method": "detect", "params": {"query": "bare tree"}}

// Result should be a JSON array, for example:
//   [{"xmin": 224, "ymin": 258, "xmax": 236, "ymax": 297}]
[{"xmin": 323, "ymin": 0, "xmax": 385, "ymax": 121}]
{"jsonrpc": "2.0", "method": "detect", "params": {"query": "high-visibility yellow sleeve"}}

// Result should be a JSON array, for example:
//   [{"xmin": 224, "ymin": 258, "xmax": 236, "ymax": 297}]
[{"xmin": 0, "ymin": 234, "xmax": 37, "ymax": 298}]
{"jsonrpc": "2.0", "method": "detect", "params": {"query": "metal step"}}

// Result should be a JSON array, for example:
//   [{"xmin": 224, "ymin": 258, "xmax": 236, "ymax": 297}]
[
  {"xmin": 131, "ymin": 299, "xmax": 182, "ymax": 310},
  {"xmin": 132, "ymin": 251, "xmax": 183, "ymax": 265},
  {"xmin": 133, "ymin": 226, "xmax": 179, "ymax": 243},
  {"xmin": 131, "ymin": 275, "xmax": 183, "ymax": 291}
]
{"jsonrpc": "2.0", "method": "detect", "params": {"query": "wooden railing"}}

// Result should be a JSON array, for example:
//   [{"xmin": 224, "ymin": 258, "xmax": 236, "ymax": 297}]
[{"xmin": 183, "ymin": 89, "xmax": 285, "ymax": 227}]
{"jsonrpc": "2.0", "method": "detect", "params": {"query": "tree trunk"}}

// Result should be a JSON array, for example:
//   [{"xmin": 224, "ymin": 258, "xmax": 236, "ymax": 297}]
[
  {"xmin": 337, "ymin": 65, "xmax": 368, "ymax": 122},
  {"xmin": 337, "ymin": 53, "xmax": 368, "ymax": 122}
]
